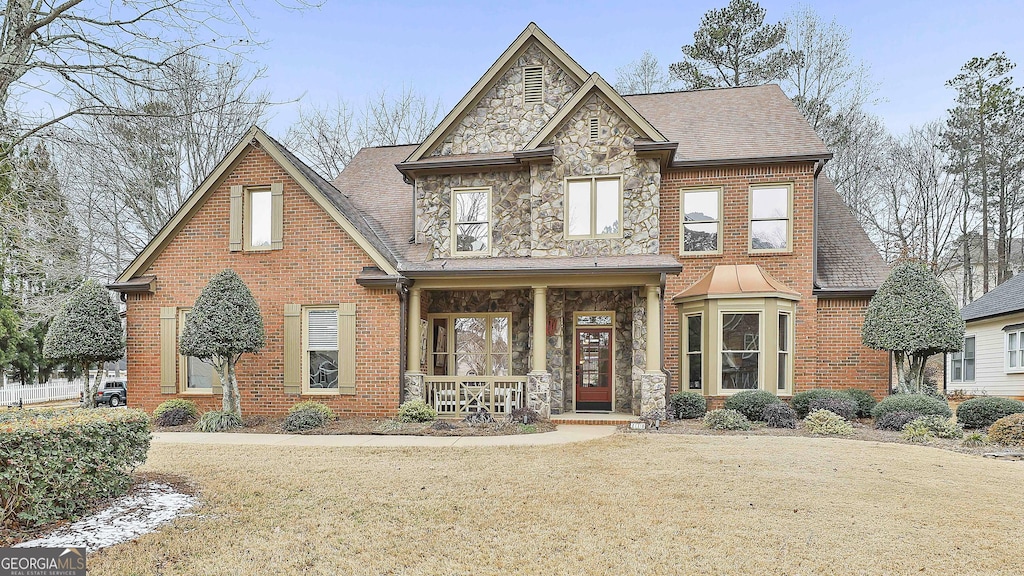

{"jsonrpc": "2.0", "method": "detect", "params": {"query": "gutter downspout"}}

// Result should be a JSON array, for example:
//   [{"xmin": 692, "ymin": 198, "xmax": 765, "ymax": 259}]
[
  {"xmin": 660, "ymin": 273, "xmax": 671, "ymax": 411},
  {"xmin": 812, "ymin": 159, "xmax": 826, "ymax": 291},
  {"xmin": 397, "ymin": 278, "xmax": 410, "ymax": 407}
]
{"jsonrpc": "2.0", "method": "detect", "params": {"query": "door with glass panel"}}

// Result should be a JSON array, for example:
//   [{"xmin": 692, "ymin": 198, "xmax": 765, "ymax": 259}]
[{"xmin": 575, "ymin": 327, "xmax": 613, "ymax": 411}]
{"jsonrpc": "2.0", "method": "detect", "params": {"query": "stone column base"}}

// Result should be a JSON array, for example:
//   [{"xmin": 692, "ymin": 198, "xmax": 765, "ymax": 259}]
[
  {"xmin": 527, "ymin": 371, "xmax": 552, "ymax": 419},
  {"xmin": 404, "ymin": 372, "xmax": 425, "ymax": 404},
  {"xmin": 640, "ymin": 372, "xmax": 667, "ymax": 419}
]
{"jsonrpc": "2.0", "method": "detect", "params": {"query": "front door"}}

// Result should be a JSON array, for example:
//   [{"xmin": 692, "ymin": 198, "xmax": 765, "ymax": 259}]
[{"xmin": 575, "ymin": 327, "xmax": 613, "ymax": 411}]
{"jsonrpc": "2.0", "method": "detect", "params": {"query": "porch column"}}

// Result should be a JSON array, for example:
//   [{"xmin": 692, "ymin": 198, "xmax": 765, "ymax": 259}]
[
  {"xmin": 640, "ymin": 284, "xmax": 667, "ymax": 418},
  {"xmin": 404, "ymin": 286, "xmax": 424, "ymax": 402},
  {"xmin": 528, "ymin": 285, "xmax": 551, "ymax": 418}
]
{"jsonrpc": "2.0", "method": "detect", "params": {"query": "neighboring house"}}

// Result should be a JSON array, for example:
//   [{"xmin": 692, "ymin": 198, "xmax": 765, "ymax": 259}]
[
  {"xmin": 949, "ymin": 272, "xmax": 1024, "ymax": 399},
  {"xmin": 109, "ymin": 23, "xmax": 890, "ymax": 418},
  {"xmin": 940, "ymin": 234, "xmax": 1024, "ymax": 307}
]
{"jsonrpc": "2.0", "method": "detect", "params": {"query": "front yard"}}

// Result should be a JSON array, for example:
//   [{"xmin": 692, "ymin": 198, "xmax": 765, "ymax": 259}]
[{"xmin": 87, "ymin": 434, "xmax": 1024, "ymax": 575}]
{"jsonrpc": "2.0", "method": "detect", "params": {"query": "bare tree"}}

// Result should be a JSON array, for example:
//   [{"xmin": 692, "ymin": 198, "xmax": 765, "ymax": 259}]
[
  {"xmin": 614, "ymin": 51, "xmax": 675, "ymax": 95},
  {"xmin": 286, "ymin": 87, "xmax": 442, "ymax": 179}
]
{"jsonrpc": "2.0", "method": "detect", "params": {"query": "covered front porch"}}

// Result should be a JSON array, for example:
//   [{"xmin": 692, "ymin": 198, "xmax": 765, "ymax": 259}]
[{"xmin": 402, "ymin": 271, "xmax": 671, "ymax": 418}]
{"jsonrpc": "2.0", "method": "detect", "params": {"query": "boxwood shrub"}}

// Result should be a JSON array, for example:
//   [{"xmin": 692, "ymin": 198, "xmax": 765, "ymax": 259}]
[
  {"xmin": 723, "ymin": 390, "xmax": 780, "ymax": 421},
  {"xmin": 803, "ymin": 409, "xmax": 854, "ymax": 436},
  {"xmin": 283, "ymin": 407, "xmax": 329, "ymax": 432},
  {"xmin": 874, "ymin": 410, "xmax": 921, "ymax": 431},
  {"xmin": 790, "ymin": 389, "xmax": 854, "ymax": 418},
  {"xmin": 153, "ymin": 399, "xmax": 200, "ymax": 421},
  {"xmin": 988, "ymin": 413, "xmax": 1024, "ymax": 446},
  {"xmin": 872, "ymin": 394, "xmax": 952, "ymax": 420},
  {"xmin": 396, "ymin": 399, "xmax": 437, "ymax": 423},
  {"xmin": 288, "ymin": 401, "xmax": 335, "ymax": 421},
  {"xmin": 703, "ymin": 409, "xmax": 751, "ymax": 431},
  {"xmin": 844, "ymin": 389, "xmax": 878, "ymax": 418},
  {"xmin": 0, "ymin": 408, "xmax": 151, "ymax": 528},
  {"xmin": 808, "ymin": 396, "xmax": 859, "ymax": 421},
  {"xmin": 762, "ymin": 403, "xmax": 797, "ymax": 429},
  {"xmin": 669, "ymin": 391, "xmax": 707, "ymax": 419},
  {"xmin": 955, "ymin": 397, "xmax": 1024, "ymax": 429}
]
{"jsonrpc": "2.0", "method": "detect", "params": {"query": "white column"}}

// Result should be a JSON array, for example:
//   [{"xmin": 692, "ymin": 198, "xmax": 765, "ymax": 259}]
[
  {"xmin": 645, "ymin": 284, "xmax": 661, "ymax": 373},
  {"xmin": 532, "ymin": 286, "xmax": 547, "ymax": 372},
  {"xmin": 407, "ymin": 286, "xmax": 422, "ymax": 373}
]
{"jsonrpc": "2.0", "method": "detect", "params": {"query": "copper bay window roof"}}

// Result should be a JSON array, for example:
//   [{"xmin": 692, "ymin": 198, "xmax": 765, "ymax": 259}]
[{"xmin": 672, "ymin": 265, "xmax": 801, "ymax": 303}]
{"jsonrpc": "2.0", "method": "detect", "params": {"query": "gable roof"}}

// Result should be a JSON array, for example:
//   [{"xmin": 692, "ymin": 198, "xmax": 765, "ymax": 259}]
[
  {"xmin": 405, "ymin": 22, "xmax": 589, "ymax": 162},
  {"xmin": 115, "ymin": 126, "xmax": 399, "ymax": 283},
  {"xmin": 624, "ymin": 85, "xmax": 830, "ymax": 165},
  {"xmin": 814, "ymin": 176, "xmax": 890, "ymax": 294},
  {"xmin": 962, "ymin": 272, "xmax": 1024, "ymax": 322}
]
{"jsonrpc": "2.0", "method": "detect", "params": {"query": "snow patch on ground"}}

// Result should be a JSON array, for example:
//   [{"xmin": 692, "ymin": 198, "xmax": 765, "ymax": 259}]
[{"xmin": 15, "ymin": 482, "xmax": 197, "ymax": 552}]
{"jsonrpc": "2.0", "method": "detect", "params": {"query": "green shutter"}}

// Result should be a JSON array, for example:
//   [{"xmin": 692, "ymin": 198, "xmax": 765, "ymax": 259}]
[
  {"xmin": 159, "ymin": 307, "xmax": 177, "ymax": 394},
  {"xmin": 270, "ymin": 182, "xmax": 284, "ymax": 250},
  {"xmin": 229, "ymin": 185, "xmax": 243, "ymax": 251},
  {"xmin": 284, "ymin": 304, "xmax": 302, "ymax": 395},
  {"xmin": 339, "ymin": 303, "xmax": 356, "ymax": 395}
]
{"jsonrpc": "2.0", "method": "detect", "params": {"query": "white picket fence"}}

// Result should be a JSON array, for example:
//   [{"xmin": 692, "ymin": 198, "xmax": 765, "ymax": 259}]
[{"xmin": 0, "ymin": 378, "xmax": 85, "ymax": 406}]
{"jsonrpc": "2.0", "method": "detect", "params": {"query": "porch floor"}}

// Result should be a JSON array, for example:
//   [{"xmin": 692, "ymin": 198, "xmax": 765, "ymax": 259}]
[{"xmin": 551, "ymin": 412, "xmax": 638, "ymax": 425}]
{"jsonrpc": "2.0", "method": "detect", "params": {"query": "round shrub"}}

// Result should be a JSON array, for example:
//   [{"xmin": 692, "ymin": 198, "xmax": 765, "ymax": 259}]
[
  {"xmin": 803, "ymin": 409, "xmax": 854, "ymax": 436},
  {"xmin": 396, "ymin": 399, "xmax": 437, "ymax": 423},
  {"xmin": 283, "ymin": 408, "xmax": 329, "ymax": 432},
  {"xmin": 194, "ymin": 410, "xmax": 243, "ymax": 432},
  {"xmin": 872, "ymin": 394, "xmax": 951, "ymax": 420},
  {"xmin": 808, "ymin": 396, "xmax": 858, "ymax": 421},
  {"xmin": 154, "ymin": 406, "xmax": 194, "ymax": 427},
  {"xmin": 288, "ymin": 401, "xmax": 334, "ymax": 421},
  {"xmin": 844, "ymin": 389, "xmax": 878, "ymax": 418},
  {"xmin": 669, "ymin": 391, "xmax": 707, "ymax": 419},
  {"xmin": 153, "ymin": 399, "xmax": 200, "ymax": 420},
  {"xmin": 723, "ymin": 390, "xmax": 781, "ymax": 421},
  {"xmin": 791, "ymin": 389, "xmax": 853, "ymax": 418},
  {"xmin": 703, "ymin": 409, "xmax": 751, "ymax": 431},
  {"xmin": 955, "ymin": 397, "xmax": 1024, "ymax": 429},
  {"xmin": 988, "ymin": 413, "xmax": 1024, "ymax": 446},
  {"xmin": 762, "ymin": 403, "xmax": 797, "ymax": 429},
  {"xmin": 907, "ymin": 415, "xmax": 963, "ymax": 439},
  {"xmin": 874, "ymin": 410, "xmax": 921, "ymax": 431}
]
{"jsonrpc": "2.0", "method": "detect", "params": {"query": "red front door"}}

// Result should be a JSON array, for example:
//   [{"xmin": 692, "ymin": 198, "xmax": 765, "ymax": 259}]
[{"xmin": 576, "ymin": 327, "xmax": 613, "ymax": 411}]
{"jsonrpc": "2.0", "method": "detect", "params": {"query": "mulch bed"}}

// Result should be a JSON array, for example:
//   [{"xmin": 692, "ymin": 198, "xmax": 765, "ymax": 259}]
[{"xmin": 155, "ymin": 416, "xmax": 556, "ymax": 437}]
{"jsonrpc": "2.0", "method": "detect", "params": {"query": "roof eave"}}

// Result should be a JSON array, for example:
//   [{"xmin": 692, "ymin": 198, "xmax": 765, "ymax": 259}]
[
  {"xmin": 963, "ymin": 308, "xmax": 1024, "ymax": 323},
  {"xmin": 812, "ymin": 287, "xmax": 878, "ymax": 298},
  {"xmin": 106, "ymin": 275, "xmax": 156, "ymax": 294},
  {"xmin": 669, "ymin": 153, "xmax": 832, "ymax": 169},
  {"xmin": 400, "ymin": 264, "xmax": 683, "ymax": 279}
]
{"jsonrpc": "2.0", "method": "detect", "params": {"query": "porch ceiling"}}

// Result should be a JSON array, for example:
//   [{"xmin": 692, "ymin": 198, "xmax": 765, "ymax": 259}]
[{"xmin": 406, "ymin": 255, "xmax": 679, "ymax": 289}]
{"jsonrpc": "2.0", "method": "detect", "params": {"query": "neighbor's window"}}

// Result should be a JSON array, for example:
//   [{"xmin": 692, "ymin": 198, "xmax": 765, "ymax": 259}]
[
  {"xmin": 721, "ymin": 313, "xmax": 760, "ymax": 390},
  {"xmin": 681, "ymin": 188, "xmax": 722, "ymax": 254},
  {"xmin": 750, "ymin": 184, "xmax": 792, "ymax": 252},
  {"xmin": 1006, "ymin": 331, "xmax": 1023, "ymax": 372},
  {"xmin": 778, "ymin": 312, "xmax": 791, "ymax": 391},
  {"xmin": 247, "ymin": 188, "xmax": 272, "ymax": 249},
  {"xmin": 686, "ymin": 314, "xmax": 703, "ymax": 390},
  {"xmin": 304, "ymin": 307, "xmax": 339, "ymax": 392},
  {"xmin": 178, "ymin": 309, "xmax": 215, "ymax": 393},
  {"xmin": 952, "ymin": 335, "xmax": 976, "ymax": 381},
  {"xmin": 566, "ymin": 176, "xmax": 621, "ymax": 238},
  {"xmin": 452, "ymin": 187, "xmax": 490, "ymax": 254}
]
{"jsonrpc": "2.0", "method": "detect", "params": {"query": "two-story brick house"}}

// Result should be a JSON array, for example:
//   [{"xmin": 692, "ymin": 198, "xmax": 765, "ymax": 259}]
[{"xmin": 110, "ymin": 23, "xmax": 890, "ymax": 418}]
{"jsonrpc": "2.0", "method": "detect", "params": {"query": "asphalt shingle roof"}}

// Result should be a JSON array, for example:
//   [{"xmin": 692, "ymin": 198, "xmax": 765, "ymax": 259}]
[
  {"xmin": 961, "ymin": 271, "xmax": 1024, "ymax": 321},
  {"xmin": 815, "ymin": 176, "xmax": 890, "ymax": 292}
]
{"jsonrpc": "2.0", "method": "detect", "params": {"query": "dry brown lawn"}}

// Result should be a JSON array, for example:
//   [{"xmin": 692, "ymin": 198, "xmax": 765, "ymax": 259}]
[{"xmin": 90, "ymin": 434, "xmax": 1024, "ymax": 575}]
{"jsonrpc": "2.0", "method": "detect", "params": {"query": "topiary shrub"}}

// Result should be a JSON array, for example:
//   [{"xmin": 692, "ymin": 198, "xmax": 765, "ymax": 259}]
[
  {"xmin": 283, "ymin": 407, "xmax": 329, "ymax": 432},
  {"xmin": 153, "ymin": 399, "xmax": 200, "ymax": 421},
  {"xmin": 907, "ymin": 415, "xmax": 963, "ymax": 439},
  {"xmin": 195, "ymin": 410, "xmax": 243, "ymax": 432},
  {"xmin": 155, "ymin": 407, "xmax": 195, "ymax": 427},
  {"xmin": 762, "ymin": 403, "xmax": 797, "ymax": 429},
  {"xmin": 872, "ymin": 394, "xmax": 951, "ymax": 420},
  {"xmin": 988, "ymin": 413, "xmax": 1024, "ymax": 446},
  {"xmin": 669, "ymin": 391, "xmax": 707, "ymax": 419},
  {"xmin": 703, "ymin": 409, "xmax": 751, "ymax": 431},
  {"xmin": 288, "ymin": 401, "xmax": 334, "ymax": 421},
  {"xmin": 809, "ymin": 396, "xmax": 858, "ymax": 421},
  {"xmin": 508, "ymin": 406, "xmax": 542, "ymax": 424},
  {"xmin": 791, "ymin": 389, "xmax": 853, "ymax": 418},
  {"xmin": 803, "ymin": 409, "xmax": 854, "ymax": 436},
  {"xmin": 396, "ymin": 399, "xmax": 437, "ymax": 423},
  {"xmin": 723, "ymin": 390, "xmax": 780, "ymax": 421},
  {"xmin": 0, "ymin": 408, "xmax": 150, "ymax": 528},
  {"xmin": 955, "ymin": 397, "xmax": 1024, "ymax": 429},
  {"xmin": 844, "ymin": 389, "xmax": 878, "ymax": 418},
  {"xmin": 464, "ymin": 409, "xmax": 494, "ymax": 425},
  {"xmin": 874, "ymin": 410, "xmax": 921, "ymax": 431}
]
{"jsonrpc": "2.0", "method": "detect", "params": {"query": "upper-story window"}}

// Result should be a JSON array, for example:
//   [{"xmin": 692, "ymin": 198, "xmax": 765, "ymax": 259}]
[
  {"xmin": 230, "ymin": 183, "xmax": 282, "ymax": 252},
  {"xmin": 681, "ymin": 187, "xmax": 722, "ymax": 254},
  {"xmin": 565, "ymin": 176, "xmax": 622, "ymax": 239},
  {"xmin": 750, "ymin": 183, "xmax": 793, "ymax": 253},
  {"xmin": 523, "ymin": 66, "xmax": 543, "ymax": 105},
  {"xmin": 247, "ymin": 188, "xmax": 272, "ymax": 249},
  {"xmin": 452, "ymin": 187, "xmax": 490, "ymax": 255}
]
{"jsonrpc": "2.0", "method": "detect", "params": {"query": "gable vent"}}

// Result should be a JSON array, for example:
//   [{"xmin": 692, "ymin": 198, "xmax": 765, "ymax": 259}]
[
  {"xmin": 523, "ymin": 66, "xmax": 543, "ymax": 105},
  {"xmin": 589, "ymin": 117, "xmax": 600, "ymax": 140}
]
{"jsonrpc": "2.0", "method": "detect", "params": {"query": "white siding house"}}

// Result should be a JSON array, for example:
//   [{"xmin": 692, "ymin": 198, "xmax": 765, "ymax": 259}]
[{"xmin": 950, "ymin": 274, "xmax": 1024, "ymax": 398}]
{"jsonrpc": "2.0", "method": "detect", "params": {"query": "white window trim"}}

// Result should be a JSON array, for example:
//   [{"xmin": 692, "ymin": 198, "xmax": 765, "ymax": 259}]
[
  {"xmin": 563, "ymin": 175, "xmax": 624, "ymax": 240},
  {"xmin": 1006, "ymin": 331, "xmax": 1024, "ymax": 374},
  {"xmin": 302, "ymin": 305, "xmax": 341, "ymax": 395},
  {"xmin": 244, "ymin": 187, "xmax": 274, "ymax": 252},
  {"xmin": 450, "ymin": 187, "xmax": 492, "ymax": 256},
  {"xmin": 177, "ymin": 308, "xmax": 216, "ymax": 395},
  {"xmin": 718, "ymin": 309, "xmax": 764, "ymax": 395},
  {"xmin": 951, "ymin": 334, "xmax": 976, "ymax": 382},
  {"xmin": 680, "ymin": 186, "xmax": 724, "ymax": 256},
  {"xmin": 684, "ymin": 312, "xmax": 704, "ymax": 391},
  {"xmin": 748, "ymin": 182, "xmax": 794, "ymax": 254}
]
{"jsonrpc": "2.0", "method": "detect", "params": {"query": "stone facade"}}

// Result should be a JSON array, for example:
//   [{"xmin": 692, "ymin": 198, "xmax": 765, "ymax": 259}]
[
  {"xmin": 422, "ymin": 289, "xmax": 532, "ymax": 375},
  {"xmin": 639, "ymin": 372, "xmax": 667, "ymax": 418},
  {"xmin": 404, "ymin": 372, "xmax": 424, "ymax": 403},
  {"xmin": 429, "ymin": 42, "xmax": 580, "ymax": 157},
  {"xmin": 527, "ymin": 371, "xmax": 552, "ymax": 418}
]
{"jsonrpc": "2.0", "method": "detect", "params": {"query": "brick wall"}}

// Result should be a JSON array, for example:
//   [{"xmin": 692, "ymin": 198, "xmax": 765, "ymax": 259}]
[
  {"xmin": 125, "ymin": 145, "xmax": 401, "ymax": 417},
  {"xmin": 816, "ymin": 297, "xmax": 890, "ymax": 398}
]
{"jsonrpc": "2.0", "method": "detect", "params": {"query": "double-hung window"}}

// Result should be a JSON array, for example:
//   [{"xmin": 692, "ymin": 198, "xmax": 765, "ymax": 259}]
[
  {"xmin": 951, "ymin": 335, "xmax": 976, "ymax": 381},
  {"xmin": 685, "ymin": 314, "xmax": 703, "ymax": 390},
  {"xmin": 721, "ymin": 313, "xmax": 760, "ymax": 390},
  {"xmin": 452, "ymin": 187, "xmax": 490, "ymax": 255},
  {"xmin": 1007, "ymin": 331, "xmax": 1024, "ymax": 373},
  {"xmin": 778, "ymin": 312, "xmax": 791, "ymax": 392},
  {"xmin": 304, "ymin": 307, "xmax": 340, "ymax": 392},
  {"xmin": 565, "ymin": 176, "xmax": 622, "ymax": 238},
  {"xmin": 681, "ymin": 187, "xmax": 722, "ymax": 254},
  {"xmin": 750, "ymin": 184, "xmax": 792, "ymax": 252},
  {"xmin": 178, "ymin": 309, "xmax": 216, "ymax": 393}
]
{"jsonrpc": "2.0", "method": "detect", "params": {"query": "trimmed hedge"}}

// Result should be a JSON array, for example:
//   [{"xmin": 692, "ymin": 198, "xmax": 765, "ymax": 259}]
[
  {"xmin": 153, "ymin": 399, "xmax": 200, "ymax": 419},
  {"xmin": 791, "ymin": 389, "xmax": 853, "ymax": 418},
  {"xmin": 723, "ymin": 390, "xmax": 781, "ymax": 421},
  {"xmin": 669, "ymin": 391, "xmax": 707, "ymax": 420},
  {"xmin": 288, "ymin": 401, "xmax": 335, "ymax": 421},
  {"xmin": 762, "ymin": 403, "xmax": 797, "ymax": 429},
  {"xmin": 988, "ymin": 413, "xmax": 1024, "ymax": 446},
  {"xmin": 872, "ymin": 394, "xmax": 952, "ymax": 420},
  {"xmin": 0, "ymin": 409, "xmax": 151, "ymax": 528},
  {"xmin": 809, "ymin": 396, "xmax": 858, "ymax": 421},
  {"xmin": 844, "ymin": 389, "xmax": 878, "ymax": 418},
  {"xmin": 955, "ymin": 397, "xmax": 1024, "ymax": 429},
  {"xmin": 804, "ymin": 409, "xmax": 854, "ymax": 436}
]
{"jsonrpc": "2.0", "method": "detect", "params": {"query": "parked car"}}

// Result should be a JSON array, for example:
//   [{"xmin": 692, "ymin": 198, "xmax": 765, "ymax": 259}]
[{"xmin": 94, "ymin": 379, "xmax": 127, "ymax": 407}]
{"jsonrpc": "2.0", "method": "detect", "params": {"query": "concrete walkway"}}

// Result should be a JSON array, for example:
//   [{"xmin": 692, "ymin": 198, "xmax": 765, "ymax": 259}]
[{"xmin": 151, "ymin": 424, "xmax": 617, "ymax": 448}]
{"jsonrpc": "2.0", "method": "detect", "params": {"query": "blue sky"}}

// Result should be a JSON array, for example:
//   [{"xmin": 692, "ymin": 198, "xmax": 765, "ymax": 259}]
[{"xmin": 248, "ymin": 0, "xmax": 1024, "ymax": 138}]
